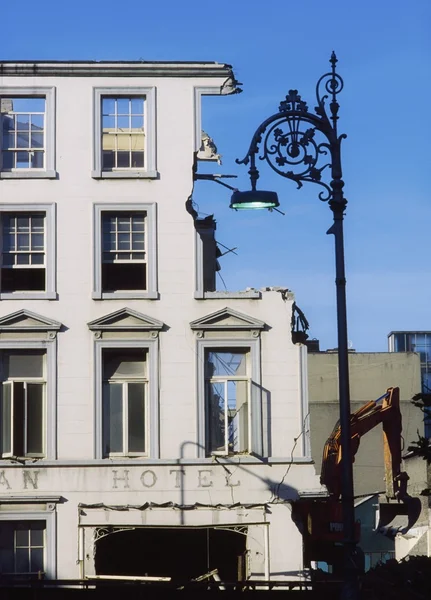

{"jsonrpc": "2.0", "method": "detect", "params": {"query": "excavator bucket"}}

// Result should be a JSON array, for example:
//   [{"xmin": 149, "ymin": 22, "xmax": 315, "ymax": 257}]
[{"xmin": 377, "ymin": 496, "xmax": 422, "ymax": 537}]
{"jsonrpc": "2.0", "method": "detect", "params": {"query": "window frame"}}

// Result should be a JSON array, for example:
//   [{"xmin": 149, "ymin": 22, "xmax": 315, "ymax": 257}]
[
  {"xmin": 0, "ymin": 511, "xmax": 56, "ymax": 579},
  {"xmin": 205, "ymin": 349, "xmax": 251, "ymax": 456},
  {"xmin": 92, "ymin": 203, "xmax": 157, "ymax": 300},
  {"xmin": 0, "ymin": 204, "xmax": 56, "ymax": 300},
  {"xmin": 0, "ymin": 87, "xmax": 56, "ymax": 179},
  {"xmin": 0, "ymin": 340, "xmax": 56, "ymax": 461},
  {"xmin": 94, "ymin": 339, "xmax": 159, "ymax": 459},
  {"xmin": 196, "ymin": 338, "xmax": 262, "ymax": 459},
  {"xmin": 92, "ymin": 87, "xmax": 157, "ymax": 179}
]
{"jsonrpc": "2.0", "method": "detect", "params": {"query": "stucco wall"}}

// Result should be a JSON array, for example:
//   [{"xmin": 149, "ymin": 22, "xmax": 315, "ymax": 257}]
[{"xmin": 0, "ymin": 67, "xmax": 321, "ymax": 580}]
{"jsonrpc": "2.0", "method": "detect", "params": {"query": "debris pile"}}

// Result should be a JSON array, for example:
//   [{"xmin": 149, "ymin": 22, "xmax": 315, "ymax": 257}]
[{"xmin": 362, "ymin": 556, "xmax": 431, "ymax": 599}]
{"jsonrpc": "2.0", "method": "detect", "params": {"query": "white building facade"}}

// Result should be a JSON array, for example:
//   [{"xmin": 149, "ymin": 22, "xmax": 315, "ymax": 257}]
[{"xmin": 0, "ymin": 61, "xmax": 320, "ymax": 583}]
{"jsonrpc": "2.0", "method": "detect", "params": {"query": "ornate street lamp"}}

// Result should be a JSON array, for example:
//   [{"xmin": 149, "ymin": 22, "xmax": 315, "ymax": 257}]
[{"xmin": 233, "ymin": 53, "xmax": 359, "ymax": 598}]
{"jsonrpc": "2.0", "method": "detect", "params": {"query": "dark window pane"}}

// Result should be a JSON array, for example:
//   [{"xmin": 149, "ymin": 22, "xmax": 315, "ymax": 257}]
[
  {"xmin": 27, "ymin": 384, "xmax": 44, "ymax": 454},
  {"xmin": 105, "ymin": 383, "xmax": 123, "ymax": 454},
  {"xmin": 207, "ymin": 382, "xmax": 225, "ymax": 453},
  {"xmin": 103, "ymin": 349, "xmax": 146, "ymax": 379},
  {"xmin": 128, "ymin": 383, "xmax": 145, "ymax": 453},
  {"xmin": 17, "ymin": 254, "xmax": 30, "ymax": 266},
  {"xmin": 15, "ymin": 548, "xmax": 29, "ymax": 573},
  {"xmin": 4, "ymin": 351, "xmax": 44, "ymax": 378},
  {"xmin": 102, "ymin": 262, "xmax": 146, "ymax": 292},
  {"xmin": 1, "ymin": 384, "xmax": 12, "ymax": 455},
  {"xmin": 30, "ymin": 548, "xmax": 44, "ymax": 573},
  {"xmin": 32, "ymin": 233, "xmax": 44, "ymax": 250},
  {"xmin": 394, "ymin": 334, "xmax": 406, "ymax": 352},
  {"xmin": 2, "ymin": 151, "xmax": 14, "ymax": 169},
  {"xmin": 131, "ymin": 152, "xmax": 144, "ymax": 168},
  {"xmin": 116, "ymin": 151, "xmax": 130, "ymax": 168},
  {"xmin": 2, "ymin": 115, "xmax": 14, "ymax": 132},
  {"xmin": 15, "ymin": 527, "xmax": 29, "ymax": 547},
  {"xmin": 13, "ymin": 382, "xmax": 25, "ymax": 456},
  {"xmin": 30, "ymin": 525, "xmax": 44, "ymax": 547},
  {"xmin": 1, "ymin": 267, "xmax": 45, "ymax": 292},
  {"xmin": 17, "ymin": 233, "xmax": 29, "ymax": 250},
  {"xmin": 102, "ymin": 151, "xmax": 114, "ymax": 170},
  {"xmin": 31, "ymin": 151, "xmax": 44, "ymax": 168},
  {"xmin": 2, "ymin": 132, "xmax": 12, "ymax": 149},
  {"xmin": 31, "ymin": 254, "xmax": 44, "ymax": 265}
]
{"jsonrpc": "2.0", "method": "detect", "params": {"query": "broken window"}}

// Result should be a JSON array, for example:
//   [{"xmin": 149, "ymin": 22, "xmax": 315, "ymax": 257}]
[
  {"xmin": 0, "ymin": 521, "xmax": 45, "ymax": 576},
  {"xmin": 95, "ymin": 527, "xmax": 247, "ymax": 582},
  {"xmin": 101, "ymin": 212, "xmax": 146, "ymax": 293},
  {"xmin": 102, "ymin": 348, "xmax": 147, "ymax": 457},
  {"xmin": 205, "ymin": 349, "xmax": 250, "ymax": 456},
  {"xmin": 0, "ymin": 350, "xmax": 46, "ymax": 458},
  {"xmin": 1, "ymin": 213, "xmax": 46, "ymax": 293}
]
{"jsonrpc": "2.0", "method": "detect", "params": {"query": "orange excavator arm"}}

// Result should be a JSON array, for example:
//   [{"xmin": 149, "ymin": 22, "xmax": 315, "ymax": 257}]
[{"xmin": 320, "ymin": 387, "xmax": 404, "ymax": 500}]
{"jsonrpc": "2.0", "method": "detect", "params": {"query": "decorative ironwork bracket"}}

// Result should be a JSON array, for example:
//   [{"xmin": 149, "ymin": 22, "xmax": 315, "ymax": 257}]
[{"xmin": 236, "ymin": 52, "xmax": 347, "ymax": 210}]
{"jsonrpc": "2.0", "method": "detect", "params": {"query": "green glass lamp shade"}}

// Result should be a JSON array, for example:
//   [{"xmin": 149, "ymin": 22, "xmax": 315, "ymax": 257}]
[{"xmin": 230, "ymin": 190, "xmax": 280, "ymax": 210}]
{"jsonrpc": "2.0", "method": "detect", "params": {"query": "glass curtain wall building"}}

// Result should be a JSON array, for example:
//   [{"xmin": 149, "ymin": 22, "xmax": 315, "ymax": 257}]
[{"xmin": 388, "ymin": 331, "xmax": 431, "ymax": 437}]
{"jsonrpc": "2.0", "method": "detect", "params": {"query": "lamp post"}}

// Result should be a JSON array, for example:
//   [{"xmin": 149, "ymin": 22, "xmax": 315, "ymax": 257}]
[{"xmin": 232, "ymin": 53, "xmax": 359, "ymax": 599}]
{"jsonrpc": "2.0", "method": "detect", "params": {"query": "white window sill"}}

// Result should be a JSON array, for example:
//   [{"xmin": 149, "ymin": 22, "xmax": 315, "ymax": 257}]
[
  {"xmin": 91, "ymin": 170, "xmax": 159, "ymax": 179},
  {"xmin": 92, "ymin": 291, "xmax": 159, "ymax": 300},
  {"xmin": 0, "ymin": 292, "xmax": 56, "ymax": 300},
  {"xmin": 0, "ymin": 170, "xmax": 57, "ymax": 180},
  {"xmin": 194, "ymin": 290, "xmax": 261, "ymax": 300}
]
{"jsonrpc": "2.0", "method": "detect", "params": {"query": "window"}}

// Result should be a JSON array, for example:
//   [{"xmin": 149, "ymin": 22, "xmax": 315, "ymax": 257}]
[
  {"xmin": 92, "ymin": 88, "xmax": 156, "ymax": 178},
  {"xmin": 0, "ymin": 350, "xmax": 46, "ymax": 458},
  {"xmin": 2, "ymin": 213, "xmax": 45, "ymax": 292},
  {"xmin": 102, "ymin": 348, "xmax": 147, "ymax": 457},
  {"xmin": 1, "ymin": 97, "xmax": 45, "ymax": 169},
  {"xmin": 0, "ymin": 205, "xmax": 56, "ymax": 299},
  {"xmin": 0, "ymin": 88, "xmax": 55, "ymax": 179},
  {"xmin": 92, "ymin": 334, "xmax": 160, "ymax": 460},
  {"xmin": 102, "ymin": 212, "xmax": 146, "ymax": 293},
  {"xmin": 191, "ymin": 309, "xmax": 265, "ymax": 459},
  {"xmin": 0, "ymin": 521, "xmax": 45, "ymax": 577},
  {"xmin": 102, "ymin": 97, "xmax": 145, "ymax": 170},
  {"xmin": 205, "ymin": 350, "xmax": 250, "ymax": 455},
  {"xmin": 93, "ymin": 204, "xmax": 157, "ymax": 299}
]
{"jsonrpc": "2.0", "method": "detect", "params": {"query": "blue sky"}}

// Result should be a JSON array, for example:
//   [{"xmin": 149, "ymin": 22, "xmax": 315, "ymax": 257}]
[{"xmin": 2, "ymin": 0, "xmax": 430, "ymax": 351}]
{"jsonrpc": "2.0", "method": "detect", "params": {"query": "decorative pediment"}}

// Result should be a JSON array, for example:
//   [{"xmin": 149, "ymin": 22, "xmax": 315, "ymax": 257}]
[
  {"xmin": 87, "ymin": 308, "xmax": 164, "ymax": 332},
  {"xmin": 0, "ymin": 309, "xmax": 62, "ymax": 332},
  {"xmin": 190, "ymin": 307, "xmax": 265, "ymax": 331}
]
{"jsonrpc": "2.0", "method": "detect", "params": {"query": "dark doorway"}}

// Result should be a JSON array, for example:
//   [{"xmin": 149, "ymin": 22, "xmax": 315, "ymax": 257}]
[{"xmin": 95, "ymin": 527, "xmax": 247, "ymax": 582}]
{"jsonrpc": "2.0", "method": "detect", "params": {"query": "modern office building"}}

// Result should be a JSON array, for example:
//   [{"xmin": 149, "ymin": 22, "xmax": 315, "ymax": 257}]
[{"xmin": 388, "ymin": 331, "xmax": 431, "ymax": 436}]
